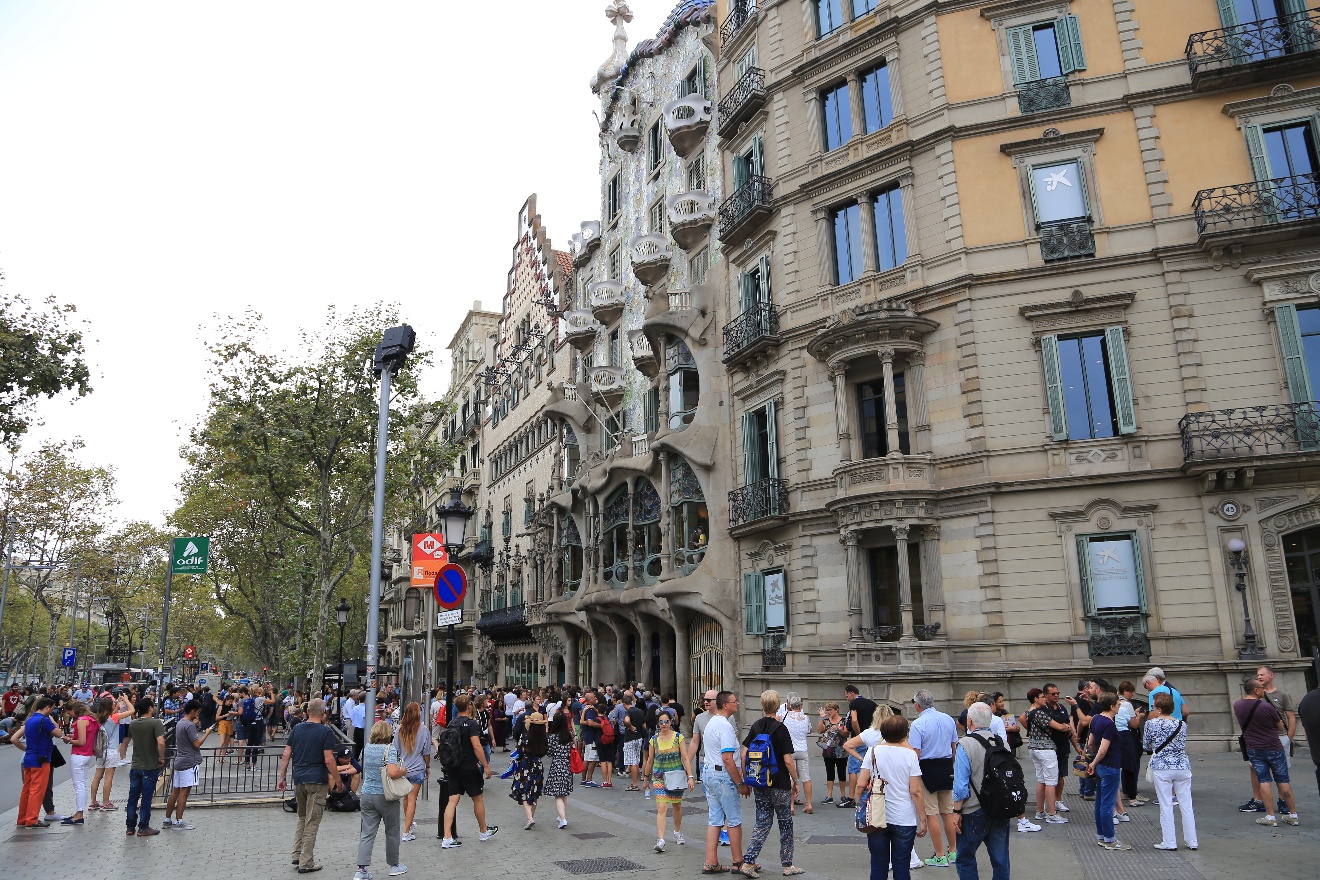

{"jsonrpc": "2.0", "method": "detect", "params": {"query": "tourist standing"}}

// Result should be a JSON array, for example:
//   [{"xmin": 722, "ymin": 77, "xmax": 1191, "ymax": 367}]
[
  {"xmin": 843, "ymin": 685, "xmax": 879, "ymax": 809},
  {"xmin": 1021, "ymin": 688, "xmax": 1069, "ymax": 826},
  {"xmin": 857, "ymin": 713, "xmax": 925, "ymax": 880},
  {"xmin": 1084, "ymin": 693, "xmax": 1129, "ymax": 850},
  {"xmin": 908, "ymin": 690, "xmax": 958, "ymax": 867},
  {"xmin": 89, "ymin": 695, "xmax": 131, "ymax": 811},
  {"xmin": 1251, "ymin": 664, "xmax": 1297, "ymax": 815},
  {"xmin": 510, "ymin": 710, "xmax": 547, "ymax": 829},
  {"xmin": 356, "ymin": 720, "xmax": 408, "ymax": 879},
  {"xmin": 440, "ymin": 694, "xmax": 498, "ymax": 848},
  {"xmin": 1234, "ymin": 678, "xmax": 1298, "ymax": 827},
  {"xmin": 126, "ymin": 697, "xmax": 166, "ymax": 837},
  {"xmin": 951, "ymin": 703, "xmax": 1011, "ymax": 880},
  {"xmin": 542, "ymin": 709, "xmax": 575, "ymax": 829},
  {"xmin": 740, "ymin": 690, "xmax": 801, "ymax": 877},
  {"xmin": 701, "ymin": 691, "xmax": 747, "ymax": 876},
  {"xmin": 643, "ymin": 707, "xmax": 694, "ymax": 851},
  {"xmin": 17, "ymin": 698, "xmax": 67, "ymax": 829},
  {"xmin": 1142, "ymin": 692, "xmax": 1196, "ymax": 851},
  {"xmin": 781, "ymin": 693, "xmax": 813, "ymax": 813},
  {"xmin": 816, "ymin": 701, "xmax": 850, "ymax": 805},
  {"xmin": 392, "ymin": 703, "xmax": 431, "ymax": 842},
  {"xmin": 277, "ymin": 698, "xmax": 345, "ymax": 873},
  {"xmin": 1042, "ymin": 684, "xmax": 1076, "ymax": 814},
  {"xmin": 64, "ymin": 700, "xmax": 97, "ymax": 825},
  {"xmin": 164, "ymin": 699, "xmax": 212, "ymax": 830}
]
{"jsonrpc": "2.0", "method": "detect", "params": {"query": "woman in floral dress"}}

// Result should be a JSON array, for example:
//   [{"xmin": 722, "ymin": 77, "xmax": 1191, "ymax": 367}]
[
  {"xmin": 543, "ymin": 709, "xmax": 576, "ymax": 829},
  {"xmin": 642, "ymin": 708, "xmax": 695, "ymax": 852},
  {"xmin": 509, "ymin": 711, "xmax": 546, "ymax": 829}
]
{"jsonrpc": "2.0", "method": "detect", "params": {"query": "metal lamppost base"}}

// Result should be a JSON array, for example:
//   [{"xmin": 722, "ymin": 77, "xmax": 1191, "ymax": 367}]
[{"xmin": 1238, "ymin": 645, "xmax": 1268, "ymax": 661}]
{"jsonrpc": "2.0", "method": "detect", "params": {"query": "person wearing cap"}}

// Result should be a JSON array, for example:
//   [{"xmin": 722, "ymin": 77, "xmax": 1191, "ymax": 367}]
[{"xmin": 509, "ymin": 710, "xmax": 548, "ymax": 829}]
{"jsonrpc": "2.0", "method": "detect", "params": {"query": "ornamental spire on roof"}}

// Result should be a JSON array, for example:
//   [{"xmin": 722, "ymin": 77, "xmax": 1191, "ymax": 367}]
[{"xmin": 591, "ymin": 0, "xmax": 634, "ymax": 95}]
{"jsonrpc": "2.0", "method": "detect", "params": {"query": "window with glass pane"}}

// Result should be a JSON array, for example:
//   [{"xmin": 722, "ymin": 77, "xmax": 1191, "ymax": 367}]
[
  {"xmin": 872, "ymin": 186, "xmax": 907, "ymax": 271},
  {"xmin": 1057, "ymin": 333, "xmax": 1117, "ymax": 440},
  {"xmin": 651, "ymin": 199, "xmax": 666, "ymax": 234},
  {"xmin": 608, "ymin": 173, "xmax": 620, "ymax": 222},
  {"xmin": 822, "ymin": 82, "xmax": 852, "ymax": 151},
  {"xmin": 1032, "ymin": 25, "xmax": 1064, "ymax": 78},
  {"xmin": 1079, "ymin": 534, "xmax": 1144, "ymax": 614},
  {"xmin": 1263, "ymin": 123, "xmax": 1318, "ymax": 179},
  {"xmin": 633, "ymin": 480, "xmax": 663, "ymax": 584},
  {"xmin": 609, "ymin": 330, "xmax": 621, "ymax": 367},
  {"xmin": 1031, "ymin": 161, "xmax": 1087, "ymax": 224},
  {"xmin": 860, "ymin": 64, "xmax": 894, "ymax": 134},
  {"xmin": 648, "ymin": 121, "xmax": 664, "ymax": 172},
  {"xmin": 688, "ymin": 155, "xmax": 706, "ymax": 192},
  {"xmin": 560, "ymin": 516, "xmax": 583, "ymax": 595},
  {"xmin": 832, "ymin": 203, "xmax": 864, "ymax": 285},
  {"xmin": 815, "ymin": 0, "xmax": 844, "ymax": 37},
  {"xmin": 857, "ymin": 375, "xmax": 909, "ymax": 457},
  {"xmin": 666, "ymin": 336, "xmax": 699, "ymax": 430},
  {"xmin": 645, "ymin": 386, "xmax": 660, "ymax": 433},
  {"xmin": 867, "ymin": 544, "xmax": 924, "ymax": 636},
  {"xmin": 853, "ymin": 0, "xmax": 879, "ymax": 16},
  {"xmin": 1297, "ymin": 306, "xmax": 1320, "ymax": 394},
  {"xmin": 602, "ymin": 487, "xmax": 630, "ymax": 587},
  {"xmin": 690, "ymin": 247, "xmax": 709, "ymax": 285},
  {"xmin": 671, "ymin": 456, "xmax": 708, "ymax": 576}
]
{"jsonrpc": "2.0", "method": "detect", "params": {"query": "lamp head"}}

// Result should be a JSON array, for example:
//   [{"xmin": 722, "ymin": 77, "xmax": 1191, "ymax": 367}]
[
  {"xmin": 335, "ymin": 597, "xmax": 351, "ymax": 626},
  {"xmin": 439, "ymin": 487, "xmax": 475, "ymax": 551},
  {"xmin": 1227, "ymin": 538, "xmax": 1247, "ymax": 554}
]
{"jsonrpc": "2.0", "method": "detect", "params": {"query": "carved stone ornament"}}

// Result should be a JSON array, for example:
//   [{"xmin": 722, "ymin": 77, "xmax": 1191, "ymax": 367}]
[
  {"xmin": 1310, "ymin": 272, "xmax": 1320, "ymax": 294},
  {"xmin": 592, "ymin": 1, "xmax": 634, "ymax": 95},
  {"xmin": 1271, "ymin": 84, "xmax": 1295, "ymax": 97}
]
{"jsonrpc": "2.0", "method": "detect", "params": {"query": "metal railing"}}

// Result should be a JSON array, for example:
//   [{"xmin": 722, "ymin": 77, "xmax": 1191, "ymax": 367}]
[
  {"xmin": 723, "ymin": 302, "xmax": 780, "ymax": 363},
  {"xmin": 719, "ymin": 176, "xmax": 773, "ymax": 239},
  {"xmin": 1192, "ymin": 173, "xmax": 1320, "ymax": 235},
  {"xmin": 156, "ymin": 744, "xmax": 288, "ymax": 804},
  {"xmin": 718, "ymin": 67, "xmax": 766, "ymax": 134},
  {"xmin": 1016, "ymin": 76, "xmax": 1071, "ymax": 114},
  {"xmin": 1086, "ymin": 615, "xmax": 1149, "ymax": 658},
  {"xmin": 1186, "ymin": 7, "xmax": 1320, "ymax": 75},
  {"xmin": 729, "ymin": 478, "xmax": 789, "ymax": 528},
  {"xmin": 762, "ymin": 633, "xmax": 786, "ymax": 668},
  {"xmin": 720, "ymin": 1, "xmax": 757, "ymax": 47},
  {"xmin": 1179, "ymin": 401, "xmax": 1320, "ymax": 461},
  {"xmin": 477, "ymin": 602, "xmax": 527, "ymax": 632},
  {"xmin": 1039, "ymin": 220, "xmax": 1096, "ymax": 261}
]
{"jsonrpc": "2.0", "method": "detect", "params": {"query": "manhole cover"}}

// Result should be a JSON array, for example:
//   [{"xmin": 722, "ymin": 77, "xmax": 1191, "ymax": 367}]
[
  {"xmin": 553, "ymin": 857, "xmax": 645, "ymax": 874},
  {"xmin": 571, "ymin": 831, "xmax": 617, "ymax": 841}
]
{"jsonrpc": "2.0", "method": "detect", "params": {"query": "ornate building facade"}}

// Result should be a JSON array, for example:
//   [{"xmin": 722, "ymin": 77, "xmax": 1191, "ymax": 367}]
[{"xmin": 710, "ymin": 0, "xmax": 1319, "ymax": 745}]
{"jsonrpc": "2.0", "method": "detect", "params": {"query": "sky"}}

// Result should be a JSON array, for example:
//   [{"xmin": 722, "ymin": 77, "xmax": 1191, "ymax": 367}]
[{"xmin": 0, "ymin": 0, "xmax": 674, "ymax": 525}]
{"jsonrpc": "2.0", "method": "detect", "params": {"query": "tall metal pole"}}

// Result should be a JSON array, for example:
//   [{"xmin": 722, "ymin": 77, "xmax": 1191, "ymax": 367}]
[
  {"xmin": 159, "ymin": 563, "xmax": 174, "ymax": 684},
  {"xmin": 364, "ymin": 367, "xmax": 393, "ymax": 728},
  {"xmin": 425, "ymin": 589, "xmax": 435, "ymax": 704},
  {"xmin": 0, "ymin": 536, "xmax": 13, "ymax": 662}
]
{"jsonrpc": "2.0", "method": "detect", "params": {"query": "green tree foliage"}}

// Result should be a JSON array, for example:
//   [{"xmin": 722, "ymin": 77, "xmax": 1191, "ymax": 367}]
[
  {"xmin": 179, "ymin": 306, "xmax": 450, "ymax": 692},
  {"xmin": 0, "ymin": 286, "xmax": 91, "ymax": 443}
]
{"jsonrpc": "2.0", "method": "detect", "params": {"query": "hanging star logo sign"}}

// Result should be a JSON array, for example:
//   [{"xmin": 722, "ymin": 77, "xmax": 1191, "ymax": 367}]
[
  {"xmin": 1094, "ymin": 546, "xmax": 1121, "ymax": 565},
  {"xmin": 1043, "ymin": 168, "xmax": 1073, "ymax": 192}
]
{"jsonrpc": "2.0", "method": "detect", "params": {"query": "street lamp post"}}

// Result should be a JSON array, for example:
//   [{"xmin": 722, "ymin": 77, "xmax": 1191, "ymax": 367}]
[
  {"xmin": 336, "ymin": 597, "xmax": 350, "ymax": 721},
  {"xmin": 1227, "ymin": 538, "xmax": 1267, "ymax": 660},
  {"xmin": 436, "ymin": 486, "xmax": 473, "ymax": 843}
]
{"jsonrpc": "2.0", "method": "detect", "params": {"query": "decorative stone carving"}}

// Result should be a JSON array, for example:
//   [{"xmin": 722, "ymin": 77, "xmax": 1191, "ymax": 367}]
[{"xmin": 592, "ymin": 1, "xmax": 634, "ymax": 95}]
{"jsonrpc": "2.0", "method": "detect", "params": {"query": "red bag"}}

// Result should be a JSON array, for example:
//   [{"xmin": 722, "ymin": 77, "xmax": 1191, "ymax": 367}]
[
  {"xmin": 569, "ymin": 746, "xmax": 585, "ymax": 775},
  {"xmin": 435, "ymin": 704, "xmax": 447, "ymax": 728},
  {"xmin": 600, "ymin": 717, "xmax": 616, "ymax": 745}
]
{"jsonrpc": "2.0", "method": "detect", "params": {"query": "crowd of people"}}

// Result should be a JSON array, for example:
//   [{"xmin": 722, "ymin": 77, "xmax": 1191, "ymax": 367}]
[{"xmin": 4, "ymin": 665, "xmax": 1320, "ymax": 879}]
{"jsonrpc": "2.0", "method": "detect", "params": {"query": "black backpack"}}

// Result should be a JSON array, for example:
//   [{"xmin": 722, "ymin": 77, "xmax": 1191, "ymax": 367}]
[
  {"xmin": 966, "ymin": 733, "xmax": 1028, "ymax": 819},
  {"xmin": 437, "ymin": 722, "xmax": 466, "ymax": 771}
]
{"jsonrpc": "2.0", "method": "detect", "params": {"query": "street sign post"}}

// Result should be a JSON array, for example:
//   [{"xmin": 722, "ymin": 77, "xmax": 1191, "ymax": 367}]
[
  {"xmin": 162, "ymin": 537, "xmax": 210, "ymax": 683},
  {"xmin": 434, "ymin": 563, "xmax": 467, "ymax": 611},
  {"xmin": 61, "ymin": 647, "xmax": 76, "ymax": 668},
  {"xmin": 436, "ymin": 608, "xmax": 462, "ymax": 627}
]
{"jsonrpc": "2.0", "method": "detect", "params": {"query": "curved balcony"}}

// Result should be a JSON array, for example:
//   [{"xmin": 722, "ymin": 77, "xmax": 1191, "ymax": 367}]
[
  {"xmin": 832, "ymin": 455, "xmax": 936, "ymax": 502},
  {"xmin": 667, "ymin": 191, "xmax": 716, "ymax": 251},
  {"xmin": 630, "ymin": 331, "xmax": 657, "ymax": 377},
  {"xmin": 663, "ymin": 94, "xmax": 713, "ymax": 159},
  {"xmin": 719, "ymin": 176, "xmax": 773, "ymax": 245},
  {"xmin": 589, "ymin": 365, "xmax": 626, "ymax": 406},
  {"xmin": 589, "ymin": 280, "xmax": 627, "ymax": 325},
  {"xmin": 642, "ymin": 284, "xmax": 713, "ymax": 350},
  {"xmin": 629, "ymin": 233, "xmax": 672, "ymax": 286},
  {"xmin": 615, "ymin": 111, "xmax": 641, "ymax": 153},
  {"xmin": 562, "ymin": 309, "xmax": 600, "ymax": 351},
  {"xmin": 570, "ymin": 221, "xmax": 602, "ymax": 268},
  {"xmin": 476, "ymin": 603, "xmax": 530, "ymax": 641},
  {"xmin": 718, "ymin": 66, "xmax": 765, "ymax": 136}
]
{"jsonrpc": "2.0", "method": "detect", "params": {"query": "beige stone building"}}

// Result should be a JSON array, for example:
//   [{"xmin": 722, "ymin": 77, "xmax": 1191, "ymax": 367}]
[{"xmin": 709, "ymin": 0, "xmax": 1320, "ymax": 744}]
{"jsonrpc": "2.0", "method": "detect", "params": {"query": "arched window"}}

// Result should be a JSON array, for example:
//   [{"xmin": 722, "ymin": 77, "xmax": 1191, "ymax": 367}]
[
  {"xmin": 671, "ymin": 456, "xmax": 708, "ymax": 576},
  {"xmin": 667, "ymin": 336, "xmax": 699, "ymax": 430},
  {"xmin": 563, "ymin": 425, "xmax": 581, "ymax": 485},
  {"xmin": 560, "ymin": 516, "xmax": 583, "ymax": 596},
  {"xmin": 633, "ymin": 479, "xmax": 663, "ymax": 585},
  {"xmin": 601, "ymin": 486, "xmax": 630, "ymax": 587}
]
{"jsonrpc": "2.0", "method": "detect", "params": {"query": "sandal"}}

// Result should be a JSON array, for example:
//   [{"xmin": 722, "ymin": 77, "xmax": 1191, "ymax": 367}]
[
  {"xmin": 625, "ymin": 786, "xmax": 640, "ymax": 792},
  {"xmin": 804, "ymin": 807, "xmax": 813, "ymax": 814},
  {"xmin": 783, "ymin": 869, "xmax": 805, "ymax": 877},
  {"xmin": 702, "ymin": 866, "xmax": 728, "ymax": 875}
]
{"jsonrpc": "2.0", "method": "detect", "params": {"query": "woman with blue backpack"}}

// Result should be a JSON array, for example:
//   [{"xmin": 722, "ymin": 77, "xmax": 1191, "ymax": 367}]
[{"xmin": 739, "ymin": 690, "xmax": 802, "ymax": 877}]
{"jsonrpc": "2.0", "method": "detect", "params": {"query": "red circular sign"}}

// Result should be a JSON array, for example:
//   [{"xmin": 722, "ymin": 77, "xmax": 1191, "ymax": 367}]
[
  {"xmin": 434, "ymin": 563, "xmax": 468, "ymax": 610},
  {"xmin": 183, "ymin": 645, "xmax": 196, "ymax": 660}
]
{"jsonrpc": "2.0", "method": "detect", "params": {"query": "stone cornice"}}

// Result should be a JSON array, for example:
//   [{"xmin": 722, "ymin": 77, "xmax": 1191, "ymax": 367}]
[
  {"xmin": 1000, "ymin": 127, "xmax": 1105, "ymax": 158},
  {"xmin": 1222, "ymin": 84, "xmax": 1320, "ymax": 119}
]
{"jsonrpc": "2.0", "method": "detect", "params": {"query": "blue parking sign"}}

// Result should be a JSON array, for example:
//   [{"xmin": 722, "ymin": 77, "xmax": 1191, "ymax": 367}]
[{"xmin": 61, "ymin": 648, "xmax": 76, "ymax": 668}]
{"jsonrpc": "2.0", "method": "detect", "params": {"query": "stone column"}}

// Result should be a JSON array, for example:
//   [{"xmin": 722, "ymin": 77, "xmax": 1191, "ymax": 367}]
[
  {"xmin": 857, "ymin": 193, "xmax": 878, "ymax": 275},
  {"xmin": 674, "ymin": 617, "xmax": 691, "ymax": 733},
  {"xmin": 894, "ymin": 523, "xmax": 914, "ymax": 638},
  {"xmin": 906, "ymin": 350, "xmax": 930, "ymax": 454},
  {"xmin": 831, "ymin": 364, "xmax": 852, "ymax": 461},
  {"xmin": 659, "ymin": 452, "xmax": 673, "ymax": 576},
  {"xmin": 660, "ymin": 627, "xmax": 677, "ymax": 696},
  {"xmin": 844, "ymin": 529, "xmax": 864, "ymax": 634},
  {"xmin": 880, "ymin": 347, "xmax": 901, "ymax": 455},
  {"xmin": 659, "ymin": 372, "xmax": 671, "ymax": 430},
  {"xmin": 920, "ymin": 524, "xmax": 944, "ymax": 632},
  {"xmin": 625, "ymin": 478, "xmax": 637, "ymax": 590},
  {"xmin": 566, "ymin": 630, "xmax": 580, "ymax": 686},
  {"xmin": 614, "ymin": 619, "xmax": 629, "ymax": 684},
  {"xmin": 847, "ymin": 72, "xmax": 865, "ymax": 146},
  {"xmin": 815, "ymin": 209, "xmax": 834, "ymax": 287},
  {"xmin": 806, "ymin": 92, "xmax": 825, "ymax": 154}
]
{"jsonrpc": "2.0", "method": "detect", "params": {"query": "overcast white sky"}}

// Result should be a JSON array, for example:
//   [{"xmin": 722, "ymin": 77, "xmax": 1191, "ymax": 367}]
[{"xmin": 0, "ymin": 0, "xmax": 673, "ymax": 525}]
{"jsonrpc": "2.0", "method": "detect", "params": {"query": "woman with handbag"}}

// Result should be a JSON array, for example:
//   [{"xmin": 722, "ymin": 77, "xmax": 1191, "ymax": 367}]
[
  {"xmin": 356, "ymin": 721, "xmax": 408, "ymax": 879},
  {"xmin": 543, "ymin": 709, "xmax": 577, "ymax": 829},
  {"xmin": 641, "ymin": 707, "xmax": 694, "ymax": 852},
  {"xmin": 1142, "ymin": 692, "xmax": 1197, "ymax": 851},
  {"xmin": 392, "ymin": 702, "xmax": 432, "ymax": 842},
  {"xmin": 816, "ymin": 702, "xmax": 850, "ymax": 805},
  {"xmin": 856, "ymin": 714, "xmax": 926, "ymax": 880}
]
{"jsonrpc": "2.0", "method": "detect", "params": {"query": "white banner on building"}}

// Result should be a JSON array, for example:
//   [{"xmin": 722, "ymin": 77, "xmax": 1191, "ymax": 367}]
[
  {"xmin": 1088, "ymin": 539, "xmax": 1140, "ymax": 612},
  {"xmin": 765, "ymin": 570, "xmax": 786, "ymax": 630}
]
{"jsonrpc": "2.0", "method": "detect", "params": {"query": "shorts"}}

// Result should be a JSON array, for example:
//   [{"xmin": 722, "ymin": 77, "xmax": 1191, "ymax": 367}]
[
  {"xmin": 1247, "ymin": 749, "xmax": 1290, "ymax": 784},
  {"xmin": 449, "ymin": 766, "xmax": 485, "ymax": 798},
  {"xmin": 793, "ymin": 750, "xmax": 811, "ymax": 783},
  {"xmin": 1030, "ymin": 749, "xmax": 1059, "ymax": 786},
  {"xmin": 583, "ymin": 742, "xmax": 599, "ymax": 763},
  {"xmin": 172, "ymin": 766, "xmax": 199, "ymax": 789},
  {"xmin": 847, "ymin": 754, "xmax": 862, "ymax": 777},
  {"xmin": 702, "ymin": 772, "xmax": 743, "ymax": 827},
  {"xmin": 95, "ymin": 747, "xmax": 120, "ymax": 770},
  {"xmin": 622, "ymin": 739, "xmax": 643, "ymax": 767},
  {"xmin": 406, "ymin": 773, "xmax": 426, "ymax": 785},
  {"xmin": 922, "ymin": 783, "xmax": 954, "ymax": 816}
]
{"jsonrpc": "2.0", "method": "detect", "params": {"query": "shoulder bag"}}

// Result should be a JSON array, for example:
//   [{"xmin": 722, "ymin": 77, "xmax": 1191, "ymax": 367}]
[
  {"xmin": 855, "ymin": 747, "xmax": 888, "ymax": 833},
  {"xmin": 1144, "ymin": 720, "xmax": 1183, "ymax": 784},
  {"xmin": 381, "ymin": 744, "xmax": 413, "ymax": 801},
  {"xmin": 1236, "ymin": 699, "xmax": 1262, "ymax": 762}
]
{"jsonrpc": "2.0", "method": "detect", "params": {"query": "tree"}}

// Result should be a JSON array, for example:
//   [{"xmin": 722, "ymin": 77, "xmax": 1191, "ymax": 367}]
[
  {"xmin": 0, "ymin": 286, "xmax": 92, "ymax": 443},
  {"xmin": 183, "ymin": 306, "xmax": 451, "ymax": 693}
]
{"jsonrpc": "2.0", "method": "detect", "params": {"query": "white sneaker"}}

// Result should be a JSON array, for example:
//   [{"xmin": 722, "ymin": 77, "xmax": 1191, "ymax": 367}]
[
  {"xmin": 1114, "ymin": 813, "xmax": 1130, "ymax": 823},
  {"xmin": 354, "ymin": 870, "xmax": 373, "ymax": 880},
  {"xmin": 400, "ymin": 833, "xmax": 416, "ymax": 842},
  {"xmin": 441, "ymin": 838, "xmax": 462, "ymax": 849},
  {"xmin": 674, "ymin": 832, "xmax": 686, "ymax": 845},
  {"xmin": 1055, "ymin": 803, "xmax": 1069, "ymax": 812},
  {"xmin": 1017, "ymin": 819, "xmax": 1041, "ymax": 832},
  {"xmin": 1153, "ymin": 843, "xmax": 1177, "ymax": 851},
  {"xmin": 557, "ymin": 818, "xmax": 568, "ymax": 829},
  {"xmin": 655, "ymin": 839, "xmax": 666, "ymax": 852},
  {"xmin": 388, "ymin": 867, "xmax": 408, "ymax": 877},
  {"xmin": 1045, "ymin": 814, "xmax": 1068, "ymax": 824},
  {"xmin": 173, "ymin": 822, "xmax": 195, "ymax": 830},
  {"xmin": 408, "ymin": 822, "xmax": 417, "ymax": 834},
  {"xmin": 1033, "ymin": 812, "xmax": 1046, "ymax": 820},
  {"xmin": 479, "ymin": 826, "xmax": 499, "ymax": 841}
]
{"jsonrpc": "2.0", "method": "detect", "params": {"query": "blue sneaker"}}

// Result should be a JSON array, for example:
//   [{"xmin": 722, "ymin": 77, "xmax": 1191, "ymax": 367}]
[
  {"xmin": 1237, "ymin": 799, "xmax": 1265, "ymax": 813},
  {"xmin": 719, "ymin": 830, "xmax": 730, "ymax": 847}
]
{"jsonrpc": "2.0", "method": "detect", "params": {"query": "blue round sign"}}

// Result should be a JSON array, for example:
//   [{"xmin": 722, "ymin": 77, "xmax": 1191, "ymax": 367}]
[{"xmin": 435, "ymin": 563, "xmax": 467, "ymax": 610}]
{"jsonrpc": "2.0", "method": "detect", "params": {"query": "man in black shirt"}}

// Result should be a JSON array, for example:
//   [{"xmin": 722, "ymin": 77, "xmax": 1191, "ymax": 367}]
[
  {"xmin": 621, "ymin": 694, "xmax": 646, "ymax": 790},
  {"xmin": 1043, "ymin": 683, "xmax": 1077, "ymax": 812},
  {"xmin": 441, "ymin": 694, "xmax": 497, "ymax": 848},
  {"xmin": 844, "ymin": 684, "xmax": 878, "ymax": 806},
  {"xmin": 1298, "ymin": 687, "xmax": 1320, "ymax": 799},
  {"xmin": 276, "ymin": 699, "xmax": 343, "ymax": 873},
  {"xmin": 1071, "ymin": 679, "xmax": 1100, "ymax": 799},
  {"xmin": 740, "ymin": 690, "xmax": 801, "ymax": 873}
]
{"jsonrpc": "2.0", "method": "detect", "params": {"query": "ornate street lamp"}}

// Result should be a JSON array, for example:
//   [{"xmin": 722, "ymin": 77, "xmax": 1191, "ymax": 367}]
[{"xmin": 1227, "ymin": 538, "xmax": 1267, "ymax": 660}]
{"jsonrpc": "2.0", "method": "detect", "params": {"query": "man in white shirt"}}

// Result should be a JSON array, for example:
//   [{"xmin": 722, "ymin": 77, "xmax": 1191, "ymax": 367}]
[
  {"xmin": 702, "ymin": 691, "xmax": 748, "ymax": 874},
  {"xmin": 503, "ymin": 689, "xmax": 517, "ymax": 717},
  {"xmin": 342, "ymin": 692, "xmax": 357, "ymax": 734}
]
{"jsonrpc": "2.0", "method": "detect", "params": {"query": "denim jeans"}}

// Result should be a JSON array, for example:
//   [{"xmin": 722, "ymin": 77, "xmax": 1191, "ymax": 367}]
[
  {"xmin": 866, "ymin": 823, "xmax": 917, "ymax": 880},
  {"xmin": 1093, "ymin": 764, "xmax": 1120, "ymax": 841},
  {"xmin": 954, "ymin": 809, "xmax": 1010, "ymax": 880},
  {"xmin": 1078, "ymin": 769, "xmax": 1096, "ymax": 797},
  {"xmin": 126, "ymin": 768, "xmax": 160, "ymax": 830}
]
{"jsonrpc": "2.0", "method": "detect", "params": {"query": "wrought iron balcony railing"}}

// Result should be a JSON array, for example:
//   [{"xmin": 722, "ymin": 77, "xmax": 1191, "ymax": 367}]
[
  {"xmin": 718, "ymin": 67, "xmax": 766, "ymax": 135},
  {"xmin": 720, "ymin": 1, "xmax": 756, "ymax": 48},
  {"xmin": 1186, "ymin": 7, "xmax": 1320, "ymax": 76},
  {"xmin": 719, "ymin": 175, "xmax": 773, "ymax": 241},
  {"xmin": 762, "ymin": 633, "xmax": 786, "ymax": 669},
  {"xmin": 723, "ymin": 302, "xmax": 780, "ymax": 363},
  {"xmin": 1039, "ymin": 220, "xmax": 1096, "ymax": 261},
  {"xmin": 1179, "ymin": 402, "xmax": 1320, "ymax": 462},
  {"xmin": 729, "ymin": 477, "xmax": 789, "ymax": 528},
  {"xmin": 1192, "ymin": 173, "xmax": 1320, "ymax": 236},
  {"xmin": 1016, "ymin": 76, "xmax": 1071, "ymax": 114},
  {"xmin": 476, "ymin": 602, "xmax": 527, "ymax": 633},
  {"xmin": 1086, "ymin": 615, "xmax": 1149, "ymax": 658}
]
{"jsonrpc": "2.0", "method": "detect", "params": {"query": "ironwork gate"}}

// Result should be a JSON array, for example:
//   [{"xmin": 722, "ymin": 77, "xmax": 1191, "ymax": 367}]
[{"xmin": 688, "ymin": 615, "xmax": 723, "ymax": 706}]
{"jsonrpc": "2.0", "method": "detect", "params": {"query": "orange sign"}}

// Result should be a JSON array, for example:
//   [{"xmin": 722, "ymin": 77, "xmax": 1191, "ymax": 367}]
[{"xmin": 411, "ymin": 533, "xmax": 448, "ymax": 587}]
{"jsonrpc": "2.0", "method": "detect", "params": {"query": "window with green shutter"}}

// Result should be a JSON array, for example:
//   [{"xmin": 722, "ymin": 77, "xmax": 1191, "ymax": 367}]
[
  {"xmin": 1275, "ymin": 303, "xmax": 1320, "ymax": 449},
  {"xmin": 1040, "ymin": 327, "xmax": 1137, "ymax": 441},
  {"xmin": 1007, "ymin": 16, "xmax": 1086, "ymax": 84},
  {"xmin": 744, "ymin": 571, "xmax": 766, "ymax": 635}
]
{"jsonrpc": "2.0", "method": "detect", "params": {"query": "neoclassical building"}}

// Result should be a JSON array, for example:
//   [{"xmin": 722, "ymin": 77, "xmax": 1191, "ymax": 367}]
[{"xmin": 710, "ymin": 0, "xmax": 1319, "ymax": 745}]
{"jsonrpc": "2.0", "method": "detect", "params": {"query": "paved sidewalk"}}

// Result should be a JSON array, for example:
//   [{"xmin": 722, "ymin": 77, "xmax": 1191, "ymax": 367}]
[{"xmin": 2, "ymin": 748, "xmax": 1317, "ymax": 879}]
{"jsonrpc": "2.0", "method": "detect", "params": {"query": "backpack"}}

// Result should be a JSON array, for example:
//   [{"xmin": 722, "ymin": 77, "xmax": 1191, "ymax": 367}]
[
  {"xmin": 327, "ymin": 787, "xmax": 361, "ymax": 812},
  {"xmin": 437, "ymin": 722, "xmax": 466, "ymax": 771},
  {"xmin": 743, "ymin": 729, "xmax": 779, "ymax": 788},
  {"xmin": 600, "ymin": 716, "xmax": 616, "ymax": 745},
  {"xmin": 93, "ymin": 722, "xmax": 108, "ymax": 756},
  {"xmin": 966, "ymin": 733, "xmax": 1028, "ymax": 819},
  {"xmin": 241, "ymin": 698, "xmax": 257, "ymax": 724}
]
